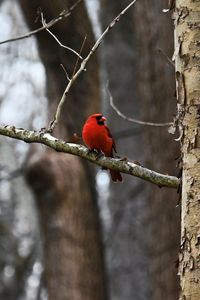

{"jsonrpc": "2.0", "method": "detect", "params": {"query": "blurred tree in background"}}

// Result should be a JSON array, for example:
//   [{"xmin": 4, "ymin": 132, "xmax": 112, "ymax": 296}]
[
  {"xmin": 101, "ymin": 1, "xmax": 180, "ymax": 300},
  {"xmin": 0, "ymin": 1, "xmax": 180, "ymax": 300}
]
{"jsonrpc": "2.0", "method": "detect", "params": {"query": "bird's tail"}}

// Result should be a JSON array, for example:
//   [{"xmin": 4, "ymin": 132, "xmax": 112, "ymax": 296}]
[{"xmin": 109, "ymin": 170, "xmax": 123, "ymax": 182}]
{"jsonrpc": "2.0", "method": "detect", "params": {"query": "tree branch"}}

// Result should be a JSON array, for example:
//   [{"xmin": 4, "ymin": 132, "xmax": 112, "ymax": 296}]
[
  {"xmin": 107, "ymin": 82, "xmax": 173, "ymax": 127},
  {"xmin": 40, "ymin": 11, "xmax": 83, "ymax": 60},
  {"xmin": 48, "ymin": 0, "xmax": 139, "ymax": 132},
  {"xmin": 0, "ymin": 0, "xmax": 82, "ymax": 45},
  {"xmin": 0, "ymin": 125, "xmax": 179, "ymax": 189}
]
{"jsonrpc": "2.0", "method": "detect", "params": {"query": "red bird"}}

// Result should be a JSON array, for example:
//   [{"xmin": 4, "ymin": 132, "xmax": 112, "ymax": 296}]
[{"xmin": 82, "ymin": 113, "xmax": 122, "ymax": 182}]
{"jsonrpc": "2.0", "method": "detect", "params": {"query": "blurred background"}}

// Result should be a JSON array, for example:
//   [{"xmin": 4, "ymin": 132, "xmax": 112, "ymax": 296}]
[{"xmin": 0, "ymin": 0, "xmax": 180, "ymax": 300}]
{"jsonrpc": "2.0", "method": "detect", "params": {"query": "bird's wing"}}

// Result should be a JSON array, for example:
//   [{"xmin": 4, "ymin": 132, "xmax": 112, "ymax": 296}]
[{"xmin": 105, "ymin": 125, "xmax": 117, "ymax": 153}]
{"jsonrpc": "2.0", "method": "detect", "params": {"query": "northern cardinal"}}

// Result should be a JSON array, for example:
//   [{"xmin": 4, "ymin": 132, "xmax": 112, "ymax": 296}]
[{"xmin": 82, "ymin": 113, "xmax": 122, "ymax": 182}]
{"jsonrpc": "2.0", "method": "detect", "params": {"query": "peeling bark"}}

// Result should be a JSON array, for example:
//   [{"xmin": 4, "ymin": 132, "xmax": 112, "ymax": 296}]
[{"xmin": 175, "ymin": 1, "xmax": 200, "ymax": 299}]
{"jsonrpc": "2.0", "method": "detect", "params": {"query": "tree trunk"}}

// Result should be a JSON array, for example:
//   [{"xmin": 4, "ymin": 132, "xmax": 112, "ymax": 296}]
[
  {"xmin": 100, "ymin": 2, "xmax": 150, "ymax": 300},
  {"xmin": 175, "ymin": 1, "xmax": 200, "ymax": 299},
  {"xmin": 25, "ymin": 151, "xmax": 106, "ymax": 300},
  {"xmin": 133, "ymin": 2, "xmax": 180, "ymax": 300},
  {"xmin": 19, "ymin": 1, "xmax": 107, "ymax": 299}
]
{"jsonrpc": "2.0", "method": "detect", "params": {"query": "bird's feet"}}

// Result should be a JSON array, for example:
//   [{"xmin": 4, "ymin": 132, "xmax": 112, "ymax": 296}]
[{"xmin": 87, "ymin": 148, "xmax": 104, "ymax": 160}]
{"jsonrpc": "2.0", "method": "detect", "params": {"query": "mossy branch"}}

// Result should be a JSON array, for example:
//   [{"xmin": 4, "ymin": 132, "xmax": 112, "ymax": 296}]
[{"xmin": 0, "ymin": 125, "xmax": 180, "ymax": 189}]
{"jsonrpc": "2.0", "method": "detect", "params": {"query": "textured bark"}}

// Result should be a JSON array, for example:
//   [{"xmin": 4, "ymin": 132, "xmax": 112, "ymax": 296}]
[
  {"xmin": 101, "ymin": 1, "xmax": 180, "ymax": 300},
  {"xmin": 18, "ymin": 1, "xmax": 106, "ymax": 300},
  {"xmin": 174, "ymin": 1, "xmax": 200, "ymax": 299}
]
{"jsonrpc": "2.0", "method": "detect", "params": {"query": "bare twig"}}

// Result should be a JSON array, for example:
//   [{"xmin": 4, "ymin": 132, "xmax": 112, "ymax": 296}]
[
  {"xmin": 0, "ymin": 0, "xmax": 82, "ymax": 45},
  {"xmin": 48, "ymin": 0, "xmax": 139, "ymax": 132},
  {"xmin": 60, "ymin": 64, "xmax": 71, "ymax": 81},
  {"xmin": 41, "ymin": 12, "xmax": 83, "ymax": 60},
  {"xmin": 48, "ymin": 36, "xmax": 87, "ymax": 130},
  {"xmin": 106, "ymin": 83, "xmax": 173, "ymax": 127},
  {"xmin": 71, "ymin": 36, "xmax": 87, "ymax": 78},
  {"xmin": 0, "ymin": 124, "xmax": 179, "ymax": 189},
  {"xmin": 157, "ymin": 48, "xmax": 175, "ymax": 67}
]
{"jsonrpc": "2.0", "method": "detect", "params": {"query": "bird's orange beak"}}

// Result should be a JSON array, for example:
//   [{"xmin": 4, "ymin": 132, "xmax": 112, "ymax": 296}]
[{"xmin": 101, "ymin": 116, "xmax": 106, "ymax": 122}]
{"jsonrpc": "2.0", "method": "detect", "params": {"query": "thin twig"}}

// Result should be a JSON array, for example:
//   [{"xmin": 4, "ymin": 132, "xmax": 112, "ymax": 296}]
[
  {"xmin": 48, "ymin": 36, "xmax": 87, "ymax": 130},
  {"xmin": 157, "ymin": 48, "xmax": 175, "ymax": 67},
  {"xmin": 48, "ymin": 0, "xmax": 139, "ymax": 132},
  {"xmin": 71, "ymin": 36, "xmax": 87, "ymax": 78},
  {"xmin": 0, "ymin": 0, "xmax": 82, "ymax": 45},
  {"xmin": 106, "ymin": 82, "xmax": 173, "ymax": 127},
  {"xmin": 0, "ymin": 125, "xmax": 180, "ymax": 189},
  {"xmin": 41, "ymin": 12, "xmax": 83, "ymax": 60},
  {"xmin": 60, "ymin": 64, "xmax": 71, "ymax": 81}
]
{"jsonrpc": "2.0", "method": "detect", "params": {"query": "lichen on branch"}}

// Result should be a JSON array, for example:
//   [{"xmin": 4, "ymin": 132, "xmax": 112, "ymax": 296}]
[{"xmin": 0, "ymin": 125, "xmax": 180, "ymax": 189}]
